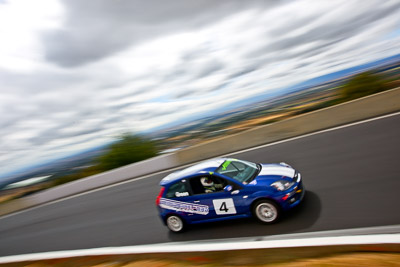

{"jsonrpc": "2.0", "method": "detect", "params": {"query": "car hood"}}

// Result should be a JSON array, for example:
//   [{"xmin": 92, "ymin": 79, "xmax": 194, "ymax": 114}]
[
  {"xmin": 249, "ymin": 164, "xmax": 296, "ymax": 187},
  {"xmin": 258, "ymin": 164, "xmax": 295, "ymax": 178}
]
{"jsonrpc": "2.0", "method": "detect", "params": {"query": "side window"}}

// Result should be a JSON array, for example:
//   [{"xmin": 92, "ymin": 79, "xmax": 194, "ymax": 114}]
[
  {"xmin": 189, "ymin": 176, "xmax": 228, "ymax": 195},
  {"xmin": 166, "ymin": 181, "xmax": 190, "ymax": 198},
  {"xmin": 213, "ymin": 176, "xmax": 242, "ymax": 191},
  {"xmin": 189, "ymin": 177, "xmax": 204, "ymax": 195},
  {"xmin": 212, "ymin": 176, "xmax": 226, "ymax": 191},
  {"xmin": 225, "ymin": 179, "xmax": 242, "ymax": 191}
]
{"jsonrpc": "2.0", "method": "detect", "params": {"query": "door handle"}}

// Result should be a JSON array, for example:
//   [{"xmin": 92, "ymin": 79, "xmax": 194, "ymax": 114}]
[{"xmin": 194, "ymin": 200, "xmax": 200, "ymax": 203}]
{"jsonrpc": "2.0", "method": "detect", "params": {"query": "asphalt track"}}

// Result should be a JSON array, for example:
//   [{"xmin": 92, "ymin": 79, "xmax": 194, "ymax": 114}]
[{"xmin": 0, "ymin": 113, "xmax": 400, "ymax": 257}]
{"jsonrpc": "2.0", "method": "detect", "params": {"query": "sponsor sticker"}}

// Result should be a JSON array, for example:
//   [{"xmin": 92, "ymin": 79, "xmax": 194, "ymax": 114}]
[
  {"xmin": 160, "ymin": 198, "xmax": 209, "ymax": 215},
  {"xmin": 221, "ymin": 160, "xmax": 231, "ymax": 170},
  {"xmin": 175, "ymin": 192, "xmax": 189, "ymax": 197}
]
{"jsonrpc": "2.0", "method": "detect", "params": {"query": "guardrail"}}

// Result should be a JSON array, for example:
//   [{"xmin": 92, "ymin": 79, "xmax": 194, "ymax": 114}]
[
  {"xmin": 1, "ymin": 87, "xmax": 400, "ymax": 217},
  {"xmin": 0, "ymin": 225, "xmax": 399, "ymax": 264},
  {"xmin": 0, "ymin": 154, "xmax": 180, "ymax": 217}
]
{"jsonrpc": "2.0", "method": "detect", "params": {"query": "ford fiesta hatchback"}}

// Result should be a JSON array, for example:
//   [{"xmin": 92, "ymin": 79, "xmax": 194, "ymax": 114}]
[{"xmin": 156, "ymin": 158, "xmax": 305, "ymax": 232}]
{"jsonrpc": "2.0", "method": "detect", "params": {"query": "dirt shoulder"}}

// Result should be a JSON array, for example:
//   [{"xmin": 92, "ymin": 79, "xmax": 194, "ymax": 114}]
[{"xmin": 1, "ymin": 244, "xmax": 399, "ymax": 267}]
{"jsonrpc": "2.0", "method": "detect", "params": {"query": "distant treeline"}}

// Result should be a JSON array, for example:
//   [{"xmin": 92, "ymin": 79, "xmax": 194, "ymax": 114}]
[
  {"xmin": 296, "ymin": 70, "xmax": 394, "ymax": 115},
  {"xmin": 52, "ymin": 134, "xmax": 158, "ymax": 186}
]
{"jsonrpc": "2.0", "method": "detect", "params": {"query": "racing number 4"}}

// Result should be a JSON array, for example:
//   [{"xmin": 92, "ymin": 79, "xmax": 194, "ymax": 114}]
[
  {"xmin": 213, "ymin": 198, "xmax": 237, "ymax": 215},
  {"xmin": 219, "ymin": 202, "xmax": 228, "ymax": 212}
]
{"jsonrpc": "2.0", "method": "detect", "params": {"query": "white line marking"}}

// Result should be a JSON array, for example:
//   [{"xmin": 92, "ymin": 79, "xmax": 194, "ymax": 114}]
[
  {"xmin": 224, "ymin": 110, "xmax": 400, "ymax": 156},
  {"xmin": 1, "ymin": 111, "xmax": 400, "ymax": 220},
  {"xmin": 0, "ymin": 232, "xmax": 399, "ymax": 264}
]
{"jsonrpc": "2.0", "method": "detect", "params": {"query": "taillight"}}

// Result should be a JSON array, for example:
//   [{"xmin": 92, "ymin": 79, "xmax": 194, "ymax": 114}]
[{"xmin": 156, "ymin": 187, "xmax": 165, "ymax": 205}]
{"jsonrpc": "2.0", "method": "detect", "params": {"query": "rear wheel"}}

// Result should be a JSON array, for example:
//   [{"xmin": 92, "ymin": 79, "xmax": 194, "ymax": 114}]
[
  {"xmin": 253, "ymin": 200, "xmax": 280, "ymax": 223},
  {"xmin": 166, "ymin": 215, "xmax": 185, "ymax": 233}
]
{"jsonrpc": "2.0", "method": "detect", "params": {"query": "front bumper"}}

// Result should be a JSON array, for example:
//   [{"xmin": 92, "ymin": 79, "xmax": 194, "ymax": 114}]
[{"xmin": 279, "ymin": 180, "xmax": 305, "ymax": 210}]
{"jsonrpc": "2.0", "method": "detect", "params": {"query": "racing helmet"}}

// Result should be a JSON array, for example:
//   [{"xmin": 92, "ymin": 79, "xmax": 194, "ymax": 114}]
[{"xmin": 200, "ymin": 177, "xmax": 214, "ymax": 187}]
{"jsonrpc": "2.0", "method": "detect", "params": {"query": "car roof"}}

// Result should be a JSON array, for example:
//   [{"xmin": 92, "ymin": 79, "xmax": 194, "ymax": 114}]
[{"xmin": 160, "ymin": 158, "xmax": 226, "ymax": 186}]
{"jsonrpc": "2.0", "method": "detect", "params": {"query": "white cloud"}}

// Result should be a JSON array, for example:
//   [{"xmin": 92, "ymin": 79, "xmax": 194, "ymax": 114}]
[
  {"xmin": 0, "ymin": 0, "xmax": 64, "ymax": 72},
  {"xmin": 1, "ymin": 0, "xmax": 400, "ymax": 176}
]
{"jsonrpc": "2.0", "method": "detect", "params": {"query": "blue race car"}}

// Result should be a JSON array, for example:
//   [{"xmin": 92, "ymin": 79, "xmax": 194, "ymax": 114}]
[{"xmin": 156, "ymin": 158, "xmax": 304, "ymax": 232}]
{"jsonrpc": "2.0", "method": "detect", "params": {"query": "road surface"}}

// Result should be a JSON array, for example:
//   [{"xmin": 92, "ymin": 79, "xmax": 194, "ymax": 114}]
[{"xmin": 0, "ymin": 113, "xmax": 399, "ymax": 256}]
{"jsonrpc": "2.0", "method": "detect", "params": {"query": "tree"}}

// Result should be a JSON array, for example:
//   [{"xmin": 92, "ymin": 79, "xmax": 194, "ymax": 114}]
[
  {"xmin": 97, "ymin": 134, "xmax": 158, "ymax": 171},
  {"xmin": 341, "ymin": 71, "xmax": 388, "ymax": 101}
]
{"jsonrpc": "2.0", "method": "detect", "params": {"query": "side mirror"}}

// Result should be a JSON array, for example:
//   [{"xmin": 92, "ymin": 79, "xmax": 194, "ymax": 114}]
[{"xmin": 223, "ymin": 185, "xmax": 233, "ymax": 192}]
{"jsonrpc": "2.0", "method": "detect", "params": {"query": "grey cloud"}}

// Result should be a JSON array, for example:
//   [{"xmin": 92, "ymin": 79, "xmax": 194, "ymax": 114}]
[
  {"xmin": 121, "ymin": 110, "xmax": 157, "ymax": 121},
  {"xmin": 62, "ymin": 127, "xmax": 105, "ymax": 138},
  {"xmin": 108, "ymin": 102, "xmax": 139, "ymax": 111},
  {"xmin": 162, "ymin": 68, "xmax": 188, "ymax": 83},
  {"xmin": 228, "ymin": 66, "xmax": 258, "ymax": 80},
  {"xmin": 50, "ymin": 136, "xmax": 98, "ymax": 150},
  {"xmin": 268, "ymin": 13, "xmax": 322, "ymax": 37},
  {"xmin": 181, "ymin": 46, "xmax": 212, "ymax": 62},
  {"xmin": 173, "ymin": 51, "xmax": 225, "ymax": 79},
  {"xmin": 102, "ymin": 114, "xmax": 127, "ymax": 126},
  {"xmin": 0, "ymin": 120, "xmax": 15, "ymax": 130},
  {"xmin": 0, "ymin": 68, "xmax": 87, "ymax": 95},
  {"xmin": 171, "ymin": 85, "xmax": 214, "ymax": 99},
  {"xmin": 248, "ymin": 2, "xmax": 400, "ymax": 59},
  {"xmin": 174, "ymin": 90, "xmax": 196, "ymax": 99},
  {"xmin": 172, "ymin": 80, "xmax": 229, "ymax": 99},
  {"xmin": 195, "ymin": 61, "xmax": 224, "ymax": 78},
  {"xmin": 211, "ymin": 81, "xmax": 231, "ymax": 92},
  {"xmin": 2, "ymin": 0, "xmax": 400, "ymax": 176},
  {"xmin": 42, "ymin": 0, "xmax": 280, "ymax": 67},
  {"xmin": 158, "ymin": 54, "xmax": 228, "ymax": 99},
  {"xmin": 27, "ymin": 120, "xmax": 105, "ymax": 147}
]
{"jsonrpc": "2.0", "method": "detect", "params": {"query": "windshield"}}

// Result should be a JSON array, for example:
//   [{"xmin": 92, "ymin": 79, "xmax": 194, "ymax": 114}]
[{"xmin": 215, "ymin": 159, "xmax": 259, "ymax": 184}]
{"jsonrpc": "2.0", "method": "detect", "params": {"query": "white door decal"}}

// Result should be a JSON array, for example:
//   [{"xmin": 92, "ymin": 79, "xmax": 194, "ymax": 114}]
[{"xmin": 213, "ymin": 198, "xmax": 237, "ymax": 215}]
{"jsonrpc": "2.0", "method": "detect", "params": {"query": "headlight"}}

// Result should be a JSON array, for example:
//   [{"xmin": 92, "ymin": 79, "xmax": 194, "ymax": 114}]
[
  {"xmin": 271, "ymin": 180, "xmax": 294, "ymax": 191},
  {"xmin": 294, "ymin": 172, "xmax": 301, "ymax": 183}
]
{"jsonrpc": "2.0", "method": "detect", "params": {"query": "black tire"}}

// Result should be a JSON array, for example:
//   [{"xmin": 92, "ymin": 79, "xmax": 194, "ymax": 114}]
[
  {"xmin": 166, "ymin": 215, "xmax": 186, "ymax": 233},
  {"xmin": 252, "ymin": 200, "xmax": 280, "ymax": 224}
]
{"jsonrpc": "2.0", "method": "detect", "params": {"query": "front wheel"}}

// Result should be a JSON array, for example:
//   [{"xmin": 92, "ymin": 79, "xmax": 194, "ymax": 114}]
[
  {"xmin": 253, "ymin": 200, "xmax": 280, "ymax": 223},
  {"xmin": 166, "ymin": 215, "xmax": 185, "ymax": 233}
]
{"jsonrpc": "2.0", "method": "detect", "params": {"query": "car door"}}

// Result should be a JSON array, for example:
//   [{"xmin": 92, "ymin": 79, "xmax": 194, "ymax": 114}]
[
  {"xmin": 186, "ymin": 175, "xmax": 246, "ymax": 220},
  {"xmin": 161, "ymin": 179, "xmax": 206, "ymax": 222}
]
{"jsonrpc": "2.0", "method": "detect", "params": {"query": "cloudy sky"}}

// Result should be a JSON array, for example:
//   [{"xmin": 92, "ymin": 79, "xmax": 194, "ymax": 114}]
[{"xmin": 1, "ymin": 0, "xmax": 400, "ymax": 177}]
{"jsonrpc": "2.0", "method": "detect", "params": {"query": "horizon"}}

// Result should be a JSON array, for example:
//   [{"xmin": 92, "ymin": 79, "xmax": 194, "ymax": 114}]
[{"xmin": 1, "ymin": 52, "xmax": 398, "ymax": 181}]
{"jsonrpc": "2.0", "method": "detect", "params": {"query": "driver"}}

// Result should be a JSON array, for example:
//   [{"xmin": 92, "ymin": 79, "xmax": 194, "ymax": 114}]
[{"xmin": 201, "ymin": 177, "xmax": 216, "ymax": 193}]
